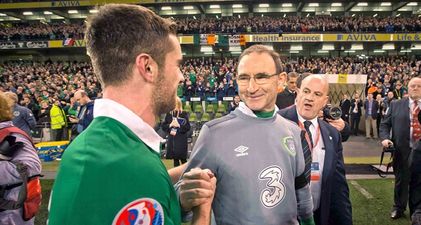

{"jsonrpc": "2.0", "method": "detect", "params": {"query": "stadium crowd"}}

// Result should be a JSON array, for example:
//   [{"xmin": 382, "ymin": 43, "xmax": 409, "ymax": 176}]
[
  {"xmin": 0, "ymin": 55, "xmax": 420, "ymax": 140},
  {"xmin": 1, "ymin": 15, "xmax": 421, "ymax": 41}
]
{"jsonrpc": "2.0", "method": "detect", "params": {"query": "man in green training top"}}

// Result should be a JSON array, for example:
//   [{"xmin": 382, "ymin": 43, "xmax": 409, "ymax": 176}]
[{"xmin": 48, "ymin": 4, "xmax": 215, "ymax": 225}]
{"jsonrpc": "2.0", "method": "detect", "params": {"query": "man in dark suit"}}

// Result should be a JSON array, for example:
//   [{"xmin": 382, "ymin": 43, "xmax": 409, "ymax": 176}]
[
  {"xmin": 410, "ymin": 111, "xmax": 421, "ymax": 225},
  {"xmin": 364, "ymin": 93, "xmax": 379, "ymax": 139},
  {"xmin": 279, "ymin": 75, "xmax": 352, "ymax": 225},
  {"xmin": 340, "ymin": 94, "xmax": 351, "ymax": 123},
  {"xmin": 350, "ymin": 93, "xmax": 363, "ymax": 135},
  {"xmin": 380, "ymin": 76, "xmax": 421, "ymax": 220},
  {"xmin": 276, "ymin": 71, "xmax": 298, "ymax": 110}
]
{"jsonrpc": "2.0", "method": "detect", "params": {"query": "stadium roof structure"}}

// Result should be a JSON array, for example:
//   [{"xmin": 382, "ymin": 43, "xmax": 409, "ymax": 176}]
[{"xmin": 0, "ymin": 0, "xmax": 420, "ymax": 22}]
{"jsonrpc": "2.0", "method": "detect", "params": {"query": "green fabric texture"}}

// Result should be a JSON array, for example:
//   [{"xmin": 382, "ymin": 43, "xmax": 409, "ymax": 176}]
[
  {"xmin": 300, "ymin": 217, "xmax": 316, "ymax": 225},
  {"xmin": 254, "ymin": 110, "xmax": 275, "ymax": 118},
  {"xmin": 49, "ymin": 116, "xmax": 181, "ymax": 225}
]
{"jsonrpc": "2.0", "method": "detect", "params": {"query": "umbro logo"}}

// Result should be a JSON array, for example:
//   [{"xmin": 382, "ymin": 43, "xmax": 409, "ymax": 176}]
[{"xmin": 234, "ymin": 145, "xmax": 249, "ymax": 157}]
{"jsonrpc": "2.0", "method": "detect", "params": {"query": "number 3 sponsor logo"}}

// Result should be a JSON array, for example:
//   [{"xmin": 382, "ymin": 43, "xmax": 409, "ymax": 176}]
[{"xmin": 259, "ymin": 165, "xmax": 286, "ymax": 208}]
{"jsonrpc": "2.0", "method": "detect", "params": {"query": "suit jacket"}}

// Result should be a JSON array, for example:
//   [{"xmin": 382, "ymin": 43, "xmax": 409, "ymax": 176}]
[
  {"xmin": 340, "ymin": 99, "xmax": 351, "ymax": 118},
  {"xmin": 276, "ymin": 87, "xmax": 296, "ymax": 110},
  {"xmin": 380, "ymin": 98, "xmax": 411, "ymax": 166},
  {"xmin": 350, "ymin": 99, "xmax": 363, "ymax": 117},
  {"xmin": 363, "ymin": 99, "xmax": 379, "ymax": 119},
  {"xmin": 279, "ymin": 106, "xmax": 353, "ymax": 225}
]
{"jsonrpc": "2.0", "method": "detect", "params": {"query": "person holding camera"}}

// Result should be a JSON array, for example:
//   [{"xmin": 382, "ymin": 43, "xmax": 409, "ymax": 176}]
[
  {"xmin": 279, "ymin": 75, "xmax": 352, "ymax": 225},
  {"xmin": 380, "ymin": 76, "xmax": 421, "ymax": 220}
]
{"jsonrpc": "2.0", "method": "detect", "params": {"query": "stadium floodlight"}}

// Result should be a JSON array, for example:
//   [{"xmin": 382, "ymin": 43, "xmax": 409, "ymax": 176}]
[
  {"xmin": 290, "ymin": 50, "xmax": 300, "ymax": 54},
  {"xmin": 23, "ymin": 11, "xmax": 33, "ymax": 16},
  {"xmin": 200, "ymin": 46, "xmax": 213, "ymax": 52},
  {"xmin": 306, "ymin": 13, "xmax": 310, "ymax": 17},
  {"xmin": 229, "ymin": 46, "xmax": 241, "ymax": 52},
  {"xmin": 204, "ymin": 52, "xmax": 214, "ymax": 55},
  {"xmin": 382, "ymin": 43, "xmax": 395, "ymax": 50},
  {"xmin": 401, "ymin": 49, "xmax": 412, "ymax": 53},
  {"xmin": 0, "ymin": 13, "xmax": 6, "ymax": 16},
  {"xmin": 309, "ymin": 3, "xmax": 319, "ymax": 7},
  {"xmin": 411, "ymin": 44, "xmax": 421, "ymax": 50},
  {"xmin": 210, "ymin": 5, "xmax": 220, "ymax": 9},
  {"xmin": 373, "ymin": 50, "xmax": 385, "ymax": 53},
  {"xmin": 259, "ymin": 4, "xmax": 269, "ymax": 8},
  {"xmin": 283, "ymin": 14, "xmax": 286, "ymax": 17},
  {"xmin": 89, "ymin": 9, "xmax": 98, "ymax": 14},
  {"xmin": 232, "ymin": 4, "xmax": 243, "ymax": 8},
  {"xmin": 161, "ymin": 6, "xmax": 171, "ymax": 10},
  {"xmin": 290, "ymin": 45, "xmax": 303, "ymax": 51},
  {"xmin": 408, "ymin": 2, "xmax": 418, "ymax": 6},
  {"xmin": 322, "ymin": 44, "xmax": 334, "ymax": 50},
  {"xmin": 357, "ymin": 2, "xmax": 368, "ymax": 6},
  {"xmin": 373, "ymin": 14, "xmax": 378, "ymax": 17},
  {"xmin": 351, "ymin": 44, "xmax": 363, "ymax": 50},
  {"xmin": 183, "ymin": 6, "xmax": 194, "ymax": 10},
  {"xmin": 44, "ymin": 11, "xmax": 53, "ymax": 15},
  {"xmin": 344, "ymin": 50, "xmax": 356, "ymax": 53},
  {"xmin": 380, "ymin": 2, "xmax": 392, "ymax": 6},
  {"xmin": 68, "ymin": 10, "xmax": 78, "ymax": 14},
  {"xmin": 352, "ymin": 14, "xmax": 356, "ymax": 17},
  {"xmin": 317, "ymin": 50, "xmax": 329, "ymax": 54},
  {"xmin": 231, "ymin": 51, "xmax": 242, "ymax": 55},
  {"xmin": 282, "ymin": 3, "xmax": 293, "ymax": 7},
  {"xmin": 396, "ymin": 13, "xmax": 401, "ymax": 17},
  {"xmin": 331, "ymin": 3, "xmax": 342, "ymax": 7}
]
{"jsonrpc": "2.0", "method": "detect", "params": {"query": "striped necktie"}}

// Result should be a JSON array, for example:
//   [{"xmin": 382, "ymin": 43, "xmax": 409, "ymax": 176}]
[
  {"xmin": 301, "ymin": 130, "xmax": 312, "ymax": 183},
  {"xmin": 412, "ymin": 101, "xmax": 421, "ymax": 142}
]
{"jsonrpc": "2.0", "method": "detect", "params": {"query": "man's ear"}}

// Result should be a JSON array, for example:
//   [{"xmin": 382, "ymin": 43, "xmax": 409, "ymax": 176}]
[
  {"xmin": 135, "ymin": 54, "xmax": 156, "ymax": 82},
  {"xmin": 277, "ymin": 72, "xmax": 287, "ymax": 87}
]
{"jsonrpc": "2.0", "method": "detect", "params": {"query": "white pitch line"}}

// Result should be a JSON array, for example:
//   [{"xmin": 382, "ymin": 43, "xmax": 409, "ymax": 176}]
[{"xmin": 350, "ymin": 180, "xmax": 373, "ymax": 199}]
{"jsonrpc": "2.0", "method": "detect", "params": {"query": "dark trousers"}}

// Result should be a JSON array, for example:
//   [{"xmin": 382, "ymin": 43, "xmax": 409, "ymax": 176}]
[
  {"xmin": 51, "ymin": 128, "xmax": 66, "ymax": 141},
  {"xmin": 410, "ymin": 148, "xmax": 421, "ymax": 216},
  {"xmin": 173, "ymin": 158, "xmax": 187, "ymax": 167},
  {"xmin": 350, "ymin": 114, "xmax": 360, "ymax": 135},
  {"xmin": 393, "ymin": 160, "xmax": 411, "ymax": 213}
]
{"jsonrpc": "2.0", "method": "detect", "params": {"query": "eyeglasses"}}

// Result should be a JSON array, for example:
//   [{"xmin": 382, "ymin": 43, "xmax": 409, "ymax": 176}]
[{"xmin": 237, "ymin": 73, "xmax": 278, "ymax": 85}]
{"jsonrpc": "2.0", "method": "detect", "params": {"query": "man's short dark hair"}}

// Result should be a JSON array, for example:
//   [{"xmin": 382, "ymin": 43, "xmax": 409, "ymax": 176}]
[
  {"xmin": 287, "ymin": 72, "xmax": 299, "ymax": 81},
  {"xmin": 238, "ymin": 45, "xmax": 284, "ymax": 74},
  {"xmin": 85, "ymin": 4, "xmax": 177, "ymax": 87}
]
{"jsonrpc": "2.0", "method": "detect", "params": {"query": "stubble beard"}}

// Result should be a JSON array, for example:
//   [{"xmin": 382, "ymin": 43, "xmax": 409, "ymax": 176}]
[{"xmin": 152, "ymin": 70, "xmax": 176, "ymax": 116}]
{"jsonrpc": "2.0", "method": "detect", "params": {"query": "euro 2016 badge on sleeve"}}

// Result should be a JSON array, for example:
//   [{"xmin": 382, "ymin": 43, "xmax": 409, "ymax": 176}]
[{"xmin": 113, "ymin": 198, "xmax": 164, "ymax": 225}]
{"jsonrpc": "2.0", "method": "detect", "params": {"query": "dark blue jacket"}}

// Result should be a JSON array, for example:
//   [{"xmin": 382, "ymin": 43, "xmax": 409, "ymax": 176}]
[
  {"xmin": 279, "ymin": 105, "xmax": 353, "ymax": 225},
  {"xmin": 77, "ymin": 101, "xmax": 94, "ymax": 133},
  {"xmin": 11, "ymin": 104, "xmax": 36, "ymax": 137}
]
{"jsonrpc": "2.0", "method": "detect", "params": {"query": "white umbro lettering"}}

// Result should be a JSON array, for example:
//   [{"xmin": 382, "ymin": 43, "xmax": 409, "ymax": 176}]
[{"xmin": 234, "ymin": 145, "xmax": 249, "ymax": 157}]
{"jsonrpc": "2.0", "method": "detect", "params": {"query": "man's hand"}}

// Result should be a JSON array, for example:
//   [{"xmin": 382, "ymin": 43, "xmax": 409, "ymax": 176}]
[
  {"xmin": 326, "ymin": 118, "xmax": 345, "ymax": 131},
  {"xmin": 170, "ymin": 119, "xmax": 180, "ymax": 128},
  {"xmin": 381, "ymin": 139, "xmax": 393, "ymax": 148},
  {"xmin": 69, "ymin": 117, "xmax": 78, "ymax": 123},
  {"xmin": 180, "ymin": 168, "xmax": 216, "ymax": 212}
]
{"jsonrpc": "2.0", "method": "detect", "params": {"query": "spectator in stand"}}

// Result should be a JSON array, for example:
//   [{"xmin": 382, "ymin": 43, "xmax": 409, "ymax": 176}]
[
  {"xmin": 4, "ymin": 92, "xmax": 36, "ymax": 137},
  {"xmin": 350, "ymin": 93, "xmax": 363, "ymax": 136},
  {"xmin": 276, "ymin": 72, "xmax": 298, "ymax": 110},
  {"xmin": 69, "ymin": 90, "xmax": 94, "ymax": 135},
  {"xmin": 49, "ymin": 99, "xmax": 67, "ymax": 141}
]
